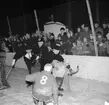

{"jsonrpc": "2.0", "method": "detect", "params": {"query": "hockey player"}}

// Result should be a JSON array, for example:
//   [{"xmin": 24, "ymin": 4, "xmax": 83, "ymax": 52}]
[
  {"xmin": 25, "ymin": 64, "xmax": 58, "ymax": 105},
  {"xmin": 52, "ymin": 60, "xmax": 79, "ymax": 92}
]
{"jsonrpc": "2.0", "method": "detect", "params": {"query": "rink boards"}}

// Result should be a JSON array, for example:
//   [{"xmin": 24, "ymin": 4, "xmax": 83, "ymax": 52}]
[{"xmin": 5, "ymin": 53, "xmax": 109, "ymax": 83}]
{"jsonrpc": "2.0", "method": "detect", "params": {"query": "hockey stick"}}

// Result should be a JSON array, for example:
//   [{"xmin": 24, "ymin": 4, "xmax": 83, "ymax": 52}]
[
  {"xmin": 5, "ymin": 59, "xmax": 16, "ymax": 80},
  {"xmin": 5, "ymin": 66, "xmax": 13, "ymax": 80}
]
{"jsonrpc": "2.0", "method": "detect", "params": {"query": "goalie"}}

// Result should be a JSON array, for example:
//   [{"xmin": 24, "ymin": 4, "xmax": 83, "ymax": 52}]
[{"xmin": 52, "ymin": 60, "xmax": 79, "ymax": 92}]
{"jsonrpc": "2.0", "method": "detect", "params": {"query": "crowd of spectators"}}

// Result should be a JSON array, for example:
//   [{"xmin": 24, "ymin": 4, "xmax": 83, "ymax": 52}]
[{"xmin": 1, "ymin": 22, "xmax": 109, "ymax": 57}]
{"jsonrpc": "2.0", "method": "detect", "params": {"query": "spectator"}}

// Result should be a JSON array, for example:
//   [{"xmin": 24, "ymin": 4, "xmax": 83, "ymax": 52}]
[
  {"xmin": 98, "ymin": 39, "xmax": 107, "ymax": 56},
  {"xmin": 94, "ymin": 23, "xmax": 104, "ymax": 36},
  {"xmin": 102, "ymin": 22, "xmax": 108, "ymax": 38},
  {"xmin": 79, "ymin": 25, "xmax": 91, "ymax": 41},
  {"xmin": 72, "ymin": 27, "xmax": 80, "ymax": 43},
  {"xmin": 71, "ymin": 42, "xmax": 78, "ymax": 55},
  {"xmin": 49, "ymin": 33, "xmax": 56, "ymax": 49},
  {"xmin": 76, "ymin": 39, "xmax": 83, "ymax": 55},
  {"xmin": 58, "ymin": 27, "xmax": 69, "ymax": 54},
  {"xmin": 82, "ymin": 37, "xmax": 91, "ymax": 55}
]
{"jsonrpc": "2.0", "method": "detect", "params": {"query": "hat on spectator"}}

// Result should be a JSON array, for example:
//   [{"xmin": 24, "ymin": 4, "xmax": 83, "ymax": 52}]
[
  {"xmin": 53, "ymin": 43, "xmax": 61, "ymax": 50},
  {"xmin": 26, "ymin": 46, "xmax": 32, "ymax": 53},
  {"xmin": 26, "ymin": 46, "xmax": 33, "ymax": 50},
  {"xmin": 96, "ymin": 31, "xmax": 102, "ymax": 36},
  {"xmin": 38, "ymin": 38, "xmax": 44, "ymax": 42},
  {"xmin": 84, "ymin": 24, "xmax": 89, "ymax": 28},
  {"xmin": 60, "ymin": 27, "xmax": 65, "ymax": 31}
]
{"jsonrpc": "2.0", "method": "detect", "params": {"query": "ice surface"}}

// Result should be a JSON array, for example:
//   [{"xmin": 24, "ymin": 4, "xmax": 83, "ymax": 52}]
[{"xmin": 0, "ymin": 66, "xmax": 109, "ymax": 105}]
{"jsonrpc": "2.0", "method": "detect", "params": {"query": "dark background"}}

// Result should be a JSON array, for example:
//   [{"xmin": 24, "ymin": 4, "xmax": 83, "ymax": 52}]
[{"xmin": 0, "ymin": 0, "xmax": 109, "ymax": 37}]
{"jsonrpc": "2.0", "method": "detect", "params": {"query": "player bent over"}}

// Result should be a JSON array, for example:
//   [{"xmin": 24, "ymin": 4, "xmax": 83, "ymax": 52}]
[{"xmin": 25, "ymin": 64, "xmax": 58, "ymax": 105}]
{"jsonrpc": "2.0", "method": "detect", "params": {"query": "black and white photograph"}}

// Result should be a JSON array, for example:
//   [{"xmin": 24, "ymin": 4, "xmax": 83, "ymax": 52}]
[{"xmin": 0, "ymin": 0, "xmax": 109, "ymax": 105}]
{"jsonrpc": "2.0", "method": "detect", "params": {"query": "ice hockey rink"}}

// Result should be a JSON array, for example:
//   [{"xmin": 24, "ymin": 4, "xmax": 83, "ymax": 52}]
[{"xmin": 0, "ymin": 53, "xmax": 109, "ymax": 105}]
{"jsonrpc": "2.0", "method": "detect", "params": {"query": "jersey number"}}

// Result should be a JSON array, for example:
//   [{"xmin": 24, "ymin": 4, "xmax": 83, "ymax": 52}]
[{"xmin": 40, "ymin": 76, "xmax": 48, "ymax": 85}]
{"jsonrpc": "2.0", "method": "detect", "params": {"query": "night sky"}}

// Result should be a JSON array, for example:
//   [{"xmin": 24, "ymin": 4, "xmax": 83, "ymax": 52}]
[{"xmin": 0, "ymin": 0, "xmax": 109, "ymax": 37}]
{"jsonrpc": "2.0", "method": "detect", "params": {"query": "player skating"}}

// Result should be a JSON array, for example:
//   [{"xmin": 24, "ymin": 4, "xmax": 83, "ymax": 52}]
[{"xmin": 25, "ymin": 63, "xmax": 59, "ymax": 105}]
